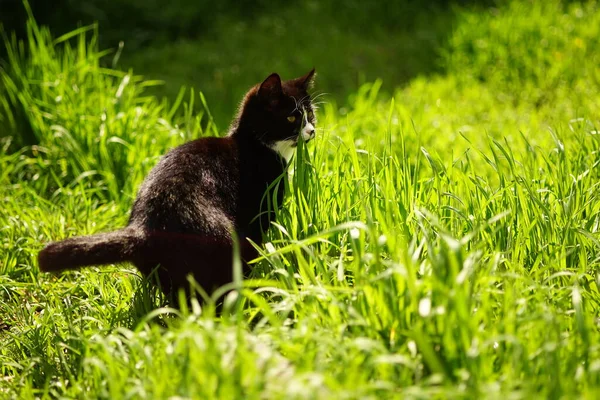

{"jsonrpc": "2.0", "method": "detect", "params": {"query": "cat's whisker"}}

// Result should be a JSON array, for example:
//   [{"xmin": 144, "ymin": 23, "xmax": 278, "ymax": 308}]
[
  {"xmin": 257, "ymin": 130, "xmax": 271, "ymax": 143},
  {"xmin": 299, "ymin": 93, "xmax": 313, "ymax": 104},
  {"xmin": 310, "ymin": 95, "xmax": 329, "ymax": 105},
  {"xmin": 292, "ymin": 97, "xmax": 304, "ymax": 114},
  {"xmin": 311, "ymin": 92, "xmax": 329, "ymax": 101}
]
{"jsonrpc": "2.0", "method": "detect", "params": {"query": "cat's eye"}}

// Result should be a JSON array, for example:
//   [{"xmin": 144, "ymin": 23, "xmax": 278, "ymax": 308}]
[
  {"xmin": 287, "ymin": 115, "xmax": 296, "ymax": 123},
  {"xmin": 307, "ymin": 111, "xmax": 314, "ymax": 119}
]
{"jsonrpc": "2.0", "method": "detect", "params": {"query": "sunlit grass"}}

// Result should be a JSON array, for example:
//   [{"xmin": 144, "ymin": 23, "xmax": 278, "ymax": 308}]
[{"xmin": 1, "ymin": 0, "xmax": 600, "ymax": 398}]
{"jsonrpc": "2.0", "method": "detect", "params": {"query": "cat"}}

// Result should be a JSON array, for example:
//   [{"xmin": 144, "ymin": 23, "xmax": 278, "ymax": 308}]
[{"xmin": 38, "ymin": 69, "xmax": 317, "ymax": 302}]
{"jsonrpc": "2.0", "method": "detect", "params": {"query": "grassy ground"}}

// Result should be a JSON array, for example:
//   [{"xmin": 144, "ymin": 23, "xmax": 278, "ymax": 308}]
[{"xmin": 1, "ymin": 0, "xmax": 600, "ymax": 398}]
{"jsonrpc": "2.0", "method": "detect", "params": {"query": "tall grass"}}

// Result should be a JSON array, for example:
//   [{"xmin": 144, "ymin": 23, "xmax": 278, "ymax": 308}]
[
  {"xmin": 1, "ymin": 5, "xmax": 217, "ymax": 203},
  {"xmin": 1, "ymin": 0, "xmax": 600, "ymax": 398}
]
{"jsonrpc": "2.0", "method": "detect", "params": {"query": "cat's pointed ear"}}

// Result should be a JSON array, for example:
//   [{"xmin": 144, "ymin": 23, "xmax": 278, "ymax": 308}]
[
  {"xmin": 258, "ymin": 73, "xmax": 283, "ymax": 103},
  {"xmin": 296, "ymin": 68, "xmax": 316, "ymax": 90}
]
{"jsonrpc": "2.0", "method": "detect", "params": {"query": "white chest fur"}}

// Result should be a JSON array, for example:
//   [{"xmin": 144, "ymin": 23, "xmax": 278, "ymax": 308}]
[{"xmin": 270, "ymin": 140, "xmax": 296, "ymax": 163}]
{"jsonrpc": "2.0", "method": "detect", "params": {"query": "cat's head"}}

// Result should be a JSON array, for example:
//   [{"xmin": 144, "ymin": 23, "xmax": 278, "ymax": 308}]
[{"xmin": 233, "ymin": 69, "xmax": 317, "ymax": 161}]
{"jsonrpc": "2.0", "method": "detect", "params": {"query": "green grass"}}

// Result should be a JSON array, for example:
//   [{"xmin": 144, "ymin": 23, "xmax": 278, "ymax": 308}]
[{"xmin": 1, "ymin": 0, "xmax": 600, "ymax": 398}]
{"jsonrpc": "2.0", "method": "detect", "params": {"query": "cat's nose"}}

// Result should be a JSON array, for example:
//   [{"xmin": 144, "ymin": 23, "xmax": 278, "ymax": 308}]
[{"xmin": 301, "ymin": 122, "xmax": 316, "ymax": 141}]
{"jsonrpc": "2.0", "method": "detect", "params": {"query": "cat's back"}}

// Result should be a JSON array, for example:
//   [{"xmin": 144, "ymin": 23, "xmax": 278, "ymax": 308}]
[
  {"xmin": 130, "ymin": 136, "xmax": 240, "ymax": 234},
  {"xmin": 145, "ymin": 136, "xmax": 239, "ymax": 194}
]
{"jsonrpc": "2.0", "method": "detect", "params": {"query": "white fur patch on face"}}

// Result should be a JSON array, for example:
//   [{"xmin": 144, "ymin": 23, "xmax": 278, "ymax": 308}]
[
  {"xmin": 301, "ymin": 112, "xmax": 316, "ymax": 141},
  {"xmin": 270, "ymin": 139, "xmax": 296, "ymax": 163}
]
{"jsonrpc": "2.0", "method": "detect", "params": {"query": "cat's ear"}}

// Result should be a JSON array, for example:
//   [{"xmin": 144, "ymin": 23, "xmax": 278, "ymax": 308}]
[
  {"xmin": 295, "ymin": 68, "xmax": 316, "ymax": 90},
  {"xmin": 258, "ymin": 73, "xmax": 283, "ymax": 104}
]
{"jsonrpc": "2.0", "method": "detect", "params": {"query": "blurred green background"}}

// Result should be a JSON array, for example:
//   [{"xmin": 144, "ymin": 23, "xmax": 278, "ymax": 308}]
[{"xmin": 1, "ymin": 0, "xmax": 494, "ymax": 128}]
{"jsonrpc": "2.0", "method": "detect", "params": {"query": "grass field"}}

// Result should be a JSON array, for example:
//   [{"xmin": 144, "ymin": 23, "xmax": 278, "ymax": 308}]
[{"xmin": 1, "ymin": 0, "xmax": 600, "ymax": 398}]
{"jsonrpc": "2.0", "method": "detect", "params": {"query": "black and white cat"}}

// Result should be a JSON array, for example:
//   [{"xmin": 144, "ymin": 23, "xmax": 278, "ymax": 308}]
[{"xmin": 38, "ymin": 69, "xmax": 317, "ymax": 299}]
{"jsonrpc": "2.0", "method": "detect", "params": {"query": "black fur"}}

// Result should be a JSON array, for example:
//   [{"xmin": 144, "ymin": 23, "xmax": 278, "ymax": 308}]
[{"xmin": 38, "ymin": 69, "xmax": 317, "ymax": 299}]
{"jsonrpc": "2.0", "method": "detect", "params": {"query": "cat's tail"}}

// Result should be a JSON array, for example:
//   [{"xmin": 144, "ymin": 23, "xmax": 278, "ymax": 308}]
[{"xmin": 38, "ymin": 227, "xmax": 145, "ymax": 272}]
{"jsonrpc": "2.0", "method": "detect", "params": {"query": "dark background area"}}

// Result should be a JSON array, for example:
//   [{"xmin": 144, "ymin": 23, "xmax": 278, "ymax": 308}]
[{"xmin": 0, "ymin": 0, "xmax": 497, "ymax": 128}]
